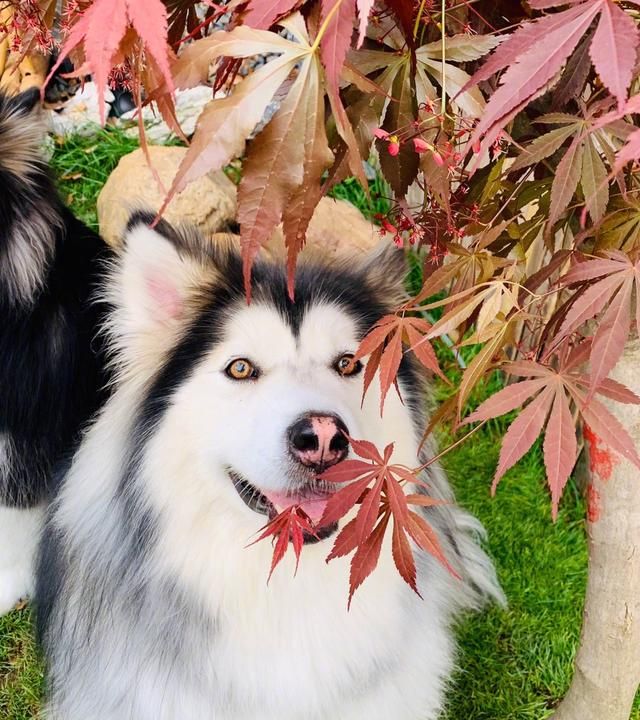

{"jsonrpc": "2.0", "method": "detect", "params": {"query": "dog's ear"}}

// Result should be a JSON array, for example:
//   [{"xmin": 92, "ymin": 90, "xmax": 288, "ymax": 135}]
[
  {"xmin": 110, "ymin": 212, "xmax": 214, "ymax": 357},
  {"xmin": 360, "ymin": 242, "xmax": 408, "ymax": 306}
]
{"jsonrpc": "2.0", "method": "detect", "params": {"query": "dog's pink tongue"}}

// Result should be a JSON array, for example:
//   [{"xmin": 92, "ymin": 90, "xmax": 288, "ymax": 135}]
[{"xmin": 264, "ymin": 491, "xmax": 329, "ymax": 523}]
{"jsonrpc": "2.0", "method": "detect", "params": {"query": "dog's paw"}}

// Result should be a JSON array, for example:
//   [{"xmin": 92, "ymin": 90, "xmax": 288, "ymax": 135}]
[{"xmin": 0, "ymin": 563, "xmax": 33, "ymax": 615}]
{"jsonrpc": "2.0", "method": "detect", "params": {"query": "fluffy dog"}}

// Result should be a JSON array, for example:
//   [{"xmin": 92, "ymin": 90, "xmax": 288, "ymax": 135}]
[
  {"xmin": 37, "ymin": 213, "xmax": 504, "ymax": 720},
  {"xmin": 0, "ymin": 88, "xmax": 111, "ymax": 614}
]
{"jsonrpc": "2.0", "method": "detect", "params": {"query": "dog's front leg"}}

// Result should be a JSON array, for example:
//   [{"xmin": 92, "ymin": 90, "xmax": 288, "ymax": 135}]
[{"xmin": 0, "ymin": 502, "xmax": 45, "ymax": 615}]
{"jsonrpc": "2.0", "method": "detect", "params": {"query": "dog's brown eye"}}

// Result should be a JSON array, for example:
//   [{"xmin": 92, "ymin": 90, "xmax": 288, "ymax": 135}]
[
  {"xmin": 225, "ymin": 359, "xmax": 259, "ymax": 381},
  {"xmin": 334, "ymin": 353, "xmax": 362, "ymax": 377}
]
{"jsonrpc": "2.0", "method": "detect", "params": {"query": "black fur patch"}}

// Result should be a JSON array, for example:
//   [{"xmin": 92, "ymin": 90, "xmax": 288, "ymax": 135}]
[{"xmin": 0, "ymin": 91, "xmax": 113, "ymax": 506}]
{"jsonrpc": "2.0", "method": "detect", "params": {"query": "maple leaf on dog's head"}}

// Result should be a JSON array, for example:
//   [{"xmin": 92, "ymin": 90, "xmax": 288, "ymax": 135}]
[{"xmin": 163, "ymin": 13, "xmax": 365, "ymax": 298}]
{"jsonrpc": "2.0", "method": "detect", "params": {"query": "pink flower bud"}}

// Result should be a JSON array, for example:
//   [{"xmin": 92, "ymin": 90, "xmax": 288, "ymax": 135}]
[
  {"xmin": 413, "ymin": 138, "xmax": 430, "ymax": 154},
  {"xmin": 373, "ymin": 128, "xmax": 390, "ymax": 140},
  {"xmin": 388, "ymin": 141, "xmax": 400, "ymax": 156}
]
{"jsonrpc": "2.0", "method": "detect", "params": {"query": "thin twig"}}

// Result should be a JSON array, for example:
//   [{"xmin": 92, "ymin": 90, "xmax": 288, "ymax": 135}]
[
  {"xmin": 440, "ymin": 0, "xmax": 447, "ymax": 116},
  {"xmin": 415, "ymin": 418, "xmax": 490, "ymax": 472}
]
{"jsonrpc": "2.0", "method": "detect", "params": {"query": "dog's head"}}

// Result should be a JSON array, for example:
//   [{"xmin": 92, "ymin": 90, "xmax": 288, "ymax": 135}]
[{"xmin": 108, "ymin": 214, "xmax": 424, "ymax": 543}]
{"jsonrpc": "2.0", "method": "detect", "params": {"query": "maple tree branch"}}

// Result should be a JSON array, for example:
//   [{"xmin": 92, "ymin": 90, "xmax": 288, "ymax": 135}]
[
  {"xmin": 413, "ymin": 0, "xmax": 428, "ymax": 39},
  {"xmin": 440, "ymin": 0, "xmax": 447, "ymax": 116}
]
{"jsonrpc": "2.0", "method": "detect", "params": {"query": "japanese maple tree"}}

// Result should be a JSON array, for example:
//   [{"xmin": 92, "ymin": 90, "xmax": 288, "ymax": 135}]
[{"xmin": 7, "ymin": 0, "xmax": 640, "ymax": 717}]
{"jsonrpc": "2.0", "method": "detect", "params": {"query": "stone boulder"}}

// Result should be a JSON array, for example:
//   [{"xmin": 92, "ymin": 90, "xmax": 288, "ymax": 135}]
[
  {"xmin": 98, "ymin": 146, "xmax": 380, "ymax": 260},
  {"xmin": 97, "ymin": 146, "xmax": 237, "ymax": 247},
  {"xmin": 266, "ymin": 197, "xmax": 380, "ymax": 260}
]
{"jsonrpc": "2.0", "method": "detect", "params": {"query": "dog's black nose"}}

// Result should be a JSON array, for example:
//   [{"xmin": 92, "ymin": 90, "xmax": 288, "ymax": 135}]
[{"xmin": 288, "ymin": 413, "xmax": 349, "ymax": 470}]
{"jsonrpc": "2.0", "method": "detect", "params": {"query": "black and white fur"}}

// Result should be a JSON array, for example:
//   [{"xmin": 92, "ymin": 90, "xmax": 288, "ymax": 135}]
[
  {"xmin": 37, "ymin": 215, "xmax": 505, "ymax": 719},
  {"xmin": 0, "ymin": 89, "xmax": 111, "ymax": 614}
]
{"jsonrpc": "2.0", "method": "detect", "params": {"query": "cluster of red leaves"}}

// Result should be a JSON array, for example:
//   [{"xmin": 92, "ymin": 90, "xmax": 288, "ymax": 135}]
[
  {"xmin": 465, "ymin": 0, "xmax": 640, "ymax": 159},
  {"xmin": 45, "ymin": 0, "xmax": 504, "ymax": 295},
  {"xmin": 46, "ymin": 0, "xmax": 176, "ymax": 124},
  {"xmin": 253, "ymin": 438, "xmax": 454, "ymax": 607},
  {"xmin": 351, "ymin": 313, "xmax": 447, "ymax": 411},
  {"xmin": 464, "ymin": 351, "xmax": 640, "ymax": 519},
  {"xmin": 349, "ymin": 250, "xmax": 640, "ymax": 522},
  {"xmin": 248, "ymin": 505, "xmax": 316, "ymax": 581},
  {"xmin": 37, "ymin": 0, "xmax": 640, "ymax": 579}
]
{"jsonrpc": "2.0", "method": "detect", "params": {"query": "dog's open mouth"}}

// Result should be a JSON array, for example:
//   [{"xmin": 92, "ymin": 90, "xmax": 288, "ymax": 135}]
[{"xmin": 228, "ymin": 468, "xmax": 338, "ymax": 542}]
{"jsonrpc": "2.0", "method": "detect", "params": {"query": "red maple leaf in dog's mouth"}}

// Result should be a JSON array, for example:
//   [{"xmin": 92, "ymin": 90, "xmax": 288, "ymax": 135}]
[
  {"xmin": 232, "ymin": 465, "xmax": 340, "ymax": 581},
  {"xmin": 236, "ymin": 438, "xmax": 455, "ymax": 604},
  {"xmin": 239, "ymin": 478, "xmax": 339, "ymax": 582}
]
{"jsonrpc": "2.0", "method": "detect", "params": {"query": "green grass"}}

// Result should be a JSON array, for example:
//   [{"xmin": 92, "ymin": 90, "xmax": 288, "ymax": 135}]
[
  {"xmin": 49, "ymin": 129, "xmax": 142, "ymax": 229},
  {"xmin": 0, "ymin": 610, "xmax": 41, "ymax": 720},
  {"xmin": 1, "ymin": 130, "xmax": 635, "ymax": 719},
  {"xmin": 328, "ymin": 173, "xmax": 393, "ymax": 221},
  {"xmin": 442, "ymin": 434, "xmax": 588, "ymax": 720}
]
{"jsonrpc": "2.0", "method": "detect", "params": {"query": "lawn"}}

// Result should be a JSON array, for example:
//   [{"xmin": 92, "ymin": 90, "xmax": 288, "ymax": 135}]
[{"xmin": 0, "ymin": 130, "xmax": 636, "ymax": 719}]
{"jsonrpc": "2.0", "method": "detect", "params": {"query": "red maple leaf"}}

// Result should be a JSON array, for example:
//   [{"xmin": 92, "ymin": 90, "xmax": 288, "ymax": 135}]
[
  {"xmin": 353, "ymin": 314, "xmax": 447, "ymax": 412},
  {"xmin": 248, "ymin": 505, "xmax": 317, "ymax": 581},
  {"xmin": 554, "ymin": 252, "xmax": 640, "ymax": 397},
  {"xmin": 320, "ymin": 0, "xmax": 357, "ymax": 98},
  {"xmin": 319, "ymin": 438, "xmax": 454, "ymax": 607},
  {"xmin": 464, "ymin": 0, "xmax": 640, "ymax": 158},
  {"xmin": 45, "ymin": 0, "xmax": 175, "ymax": 124},
  {"xmin": 243, "ymin": 0, "xmax": 304, "ymax": 30},
  {"xmin": 462, "ymin": 348, "xmax": 640, "ymax": 519},
  {"xmin": 249, "ymin": 437, "xmax": 453, "ymax": 606}
]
